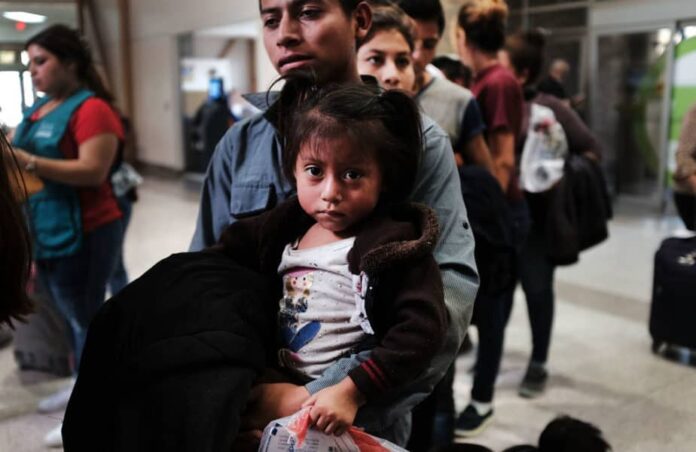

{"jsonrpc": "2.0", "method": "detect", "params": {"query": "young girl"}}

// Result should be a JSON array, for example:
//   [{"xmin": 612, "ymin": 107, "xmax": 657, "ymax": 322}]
[
  {"xmin": 220, "ymin": 75, "xmax": 448, "ymax": 436},
  {"xmin": 356, "ymin": 2, "xmax": 417, "ymax": 93}
]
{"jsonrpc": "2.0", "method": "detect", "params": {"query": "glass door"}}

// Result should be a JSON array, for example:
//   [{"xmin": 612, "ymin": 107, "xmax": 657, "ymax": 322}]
[
  {"xmin": 591, "ymin": 25, "xmax": 674, "ymax": 206},
  {"xmin": 667, "ymin": 21, "xmax": 696, "ymax": 185}
]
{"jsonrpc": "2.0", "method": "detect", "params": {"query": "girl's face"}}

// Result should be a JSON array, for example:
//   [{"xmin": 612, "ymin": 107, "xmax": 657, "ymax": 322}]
[
  {"xmin": 357, "ymin": 29, "xmax": 416, "ymax": 93},
  {"xmin": 294, "ymin": 136, "xmax": 382, "ymax": 235},
  {"xmin": 26, "ymin": 44, "xmax": 75, "ymax": 95}
]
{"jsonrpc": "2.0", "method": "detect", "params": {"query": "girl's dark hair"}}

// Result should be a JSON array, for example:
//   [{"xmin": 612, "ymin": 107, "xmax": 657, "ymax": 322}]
[
  {"xmin": 26, "ymin": 24, "xmax": 115, "ymax": 103},
  {"xmin": 457, "ymin": 0, "xmax": 508, "ymax": 53},
  {"xmin": 361, "ymin": 3, "xmax": 415, "ymax": 51},
  {"xmin": 538, "ymin": 416, "xmax": 612, "ymax": 452},
  {"xmin": 276, "ymin": 74, "xmax": 422, "ymax": 204},
  {"xmin": 505, "ymin": 29, "xmax": 546, "ymax": 86},
  {"xmin": 0, "ymin": 132, "xmax": 33, "ymax": 326}
]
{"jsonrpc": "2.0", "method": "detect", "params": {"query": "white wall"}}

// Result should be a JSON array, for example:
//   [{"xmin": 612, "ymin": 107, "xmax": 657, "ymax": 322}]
[
  {"xmin": 128, "ymin": 0, "xmax": 271, "ymax": 170},
  {"xmin": 132, "ymin": 34, "xmax": 183, "ymax": 169},
  {"xmin": 591, "ymin": 0, "xmax": 696, "ymax": 29}
]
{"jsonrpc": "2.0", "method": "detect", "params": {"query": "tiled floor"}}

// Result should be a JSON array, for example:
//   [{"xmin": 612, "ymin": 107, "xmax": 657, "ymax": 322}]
[{"xmin": 1, "ymin": 174, "xmax": 695, "ymax": 451}]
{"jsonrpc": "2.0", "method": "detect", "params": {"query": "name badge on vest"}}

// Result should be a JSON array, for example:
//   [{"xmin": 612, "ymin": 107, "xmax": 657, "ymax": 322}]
[{"xmin": 35, "ymin": 122, "xmax": 56, "ymax": 140}]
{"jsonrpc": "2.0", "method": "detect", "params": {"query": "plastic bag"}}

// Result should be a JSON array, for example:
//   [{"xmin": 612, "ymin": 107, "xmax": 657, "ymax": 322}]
[{"xmin": 258, "ymin": 408, "xmax": 407, "ymax": 452}]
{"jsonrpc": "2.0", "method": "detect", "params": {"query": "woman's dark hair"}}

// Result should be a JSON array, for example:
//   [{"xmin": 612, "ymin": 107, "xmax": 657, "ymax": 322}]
[
  {"xmin": 505, "ymin": 29, "xmax": 546, "ymax": 87},
  {"xmin": 0, "ymin": 132, "xmax": 33, "ymax": 326},
  {"xmin": 361, "ymin": 3, "xmax": 415, "ymax": 51},
  {"xmin": 457, "ymin": 0, "xmax": 508, "ymax": 53},
  {"xmin": 276, "ymin": 74, "xmax": 423, "ymax": 204},
  {"xmin": 26, "ymin": 24, "xmax": 115, "ymax": 103}
]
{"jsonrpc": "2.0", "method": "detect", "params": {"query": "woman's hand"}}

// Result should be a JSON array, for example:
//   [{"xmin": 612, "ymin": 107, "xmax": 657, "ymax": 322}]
[
  {"xmin": 301, "ymin": 377, "xmax": 365, "ymax": 436},
  {"xmin": 242, "ymin": 383, "xmax": 310, "ymax": 430},
  {"xmin": 12, "ymin": 148, "xmax": 32, "ymax": 168},
  {"xmin": 11, "ymin": 134, "xmax": 118, "ymax": 187}
]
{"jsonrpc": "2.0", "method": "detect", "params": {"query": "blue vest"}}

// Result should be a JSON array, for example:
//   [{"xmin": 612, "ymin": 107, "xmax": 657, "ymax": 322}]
[{"xmin": 12, "ymin": 89, "xmax": 94, "ymax": 259}]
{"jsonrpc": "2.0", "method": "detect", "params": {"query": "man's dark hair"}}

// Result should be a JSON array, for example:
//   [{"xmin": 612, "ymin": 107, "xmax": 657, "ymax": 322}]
[
  {"xmin": 397, "ymin": 0, "xmax": 445, "ymax": 36},
  {"xmin": 432, "ymin": 55, "xmax": 472, "ymax": 87},
  {"xmin": 276, "ymin": 73, "xmax": 423, "ymax": 204},
  {"xmin": 259, "ymin": 0, "xmax": 362, "ymax": 15},
  {"xmin": 504, "ymin": 29, "xmax": 546, "ymax": 87}
]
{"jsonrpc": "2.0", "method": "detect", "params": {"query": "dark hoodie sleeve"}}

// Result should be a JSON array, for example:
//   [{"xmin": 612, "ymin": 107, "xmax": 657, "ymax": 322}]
[{"xmin": 348, "ymin": 255, "xmax": 448, "ymax": 400}]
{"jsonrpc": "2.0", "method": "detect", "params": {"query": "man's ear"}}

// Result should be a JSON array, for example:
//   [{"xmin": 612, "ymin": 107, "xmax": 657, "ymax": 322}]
[{"xmin": 353, "ymin": 2, "xmax": 372, "ymax": 42}]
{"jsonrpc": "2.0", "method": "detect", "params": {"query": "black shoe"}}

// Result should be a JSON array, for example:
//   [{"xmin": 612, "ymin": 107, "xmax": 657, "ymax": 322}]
[
  {"xmin": 454, "ymin": 404, "xmax": 494, "ymax": 437},
  {"xmin": 518, "ymin": 363, "xmax": 548, "ymax": 398}
]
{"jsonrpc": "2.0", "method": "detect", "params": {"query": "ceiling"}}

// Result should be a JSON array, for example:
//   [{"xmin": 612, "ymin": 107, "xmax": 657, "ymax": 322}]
[{"xmin": 0, "ymin": 2, "xmax": 77, "ymax": 44}]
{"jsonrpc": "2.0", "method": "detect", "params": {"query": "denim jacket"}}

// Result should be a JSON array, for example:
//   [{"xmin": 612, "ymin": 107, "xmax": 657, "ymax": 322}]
[{"xmin": 191, "ymin": 88, "xmax": 479, "ymax": 445}]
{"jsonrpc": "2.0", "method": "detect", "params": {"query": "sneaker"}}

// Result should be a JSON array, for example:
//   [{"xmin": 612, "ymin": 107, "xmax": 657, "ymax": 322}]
[
  {"xmin": 37, "ymin": 380, "xmax": 75, "ymax": 413},
  {"xmin": 454, "ymin": 404, "xmax": 494, "ymax": 437},
  {"xmin": 518, "ymin": 363, "xmax": 548, "ymax": 398},
  {"xmin": 44, "ymin": 423, "xmax": 63, "ymax": 448}
]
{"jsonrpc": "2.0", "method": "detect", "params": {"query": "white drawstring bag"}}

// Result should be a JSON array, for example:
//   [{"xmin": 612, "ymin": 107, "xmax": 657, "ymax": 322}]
[{"xmin": 520, "ymin": 103, "xmax": 568, "ymax": 193}]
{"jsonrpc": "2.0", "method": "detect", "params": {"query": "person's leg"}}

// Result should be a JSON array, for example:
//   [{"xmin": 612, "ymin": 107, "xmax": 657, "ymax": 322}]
[
  {"xmin": 39, "ymin": 220, "xmax": 123, "ymax": 446},
  {"xmin": 454, "ymin": 287, "xmax": 511, "ymax": 437},
  {"xmin": 38, "ymin": 220, "xmax": 123, "ymax": 371},
  {"xmin": 517, "ymin": 229, "xmax": 556, "ymax": 397},
  {"xmin": 432, "ymin": 363, "xmax": 456, "ymax": 446},
  {"xmin": 674, "ymin": 192, "xmax": 696, "ymax": 231},
  {"xmin": 108, "ymin": 196, "xmax": 133, "ymax": 295},
  {"xmin": 407, "ymin": 387, "xmax": 437, "ymax": 451}
]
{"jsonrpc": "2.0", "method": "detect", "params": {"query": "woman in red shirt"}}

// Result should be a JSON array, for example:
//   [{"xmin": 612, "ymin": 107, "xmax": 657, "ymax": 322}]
[
  {"xmin": 11, "ymin": 24, "xmax": 124, "ymax": 447},
  {"xmin": 454, "ymin": 0, "xmax": 527, "ymax": 438}
]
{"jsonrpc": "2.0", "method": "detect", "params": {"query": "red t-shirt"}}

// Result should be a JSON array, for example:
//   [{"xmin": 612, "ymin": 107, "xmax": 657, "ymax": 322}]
[
  {"xmin": 31, "ymin": 97, "xmax": 124, "ymax": 232},
  {"xmin": 472, "ymin": 63, "xmax": 524, "ymax": 140},
  {"xmin": 472, "ymin": 64, "xmax": 524, "ymax": 199}
]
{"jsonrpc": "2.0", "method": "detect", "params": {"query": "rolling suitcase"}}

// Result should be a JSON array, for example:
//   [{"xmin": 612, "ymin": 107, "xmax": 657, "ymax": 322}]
[{"xmin": 649, "ymin": 235, "xmax": 696, "ymax": 354}]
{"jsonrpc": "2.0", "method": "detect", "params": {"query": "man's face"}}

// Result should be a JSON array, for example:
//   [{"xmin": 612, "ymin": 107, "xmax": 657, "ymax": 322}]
[
  {"xmin": 411, "ymin": 19, "xmax": 440, "ymax": 78},
  {"xmin": 260, "ymin": 0, "xmax": 370, "ymax": 84}
]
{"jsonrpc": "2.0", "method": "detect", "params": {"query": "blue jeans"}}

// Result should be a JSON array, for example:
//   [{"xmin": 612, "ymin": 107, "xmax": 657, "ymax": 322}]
[
  {"xmin": 108, "ymin": 195, "xmax": 133, "ymax": 295},
  {"xmin": 36, "ymin": 220, "xmax": 123, "ymax": 371}
]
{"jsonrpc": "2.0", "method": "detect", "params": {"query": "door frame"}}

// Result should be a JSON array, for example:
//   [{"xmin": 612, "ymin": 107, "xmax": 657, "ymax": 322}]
[{"xmin": 589, "ymin": 20, "xmax": 676, "ymax": 209}]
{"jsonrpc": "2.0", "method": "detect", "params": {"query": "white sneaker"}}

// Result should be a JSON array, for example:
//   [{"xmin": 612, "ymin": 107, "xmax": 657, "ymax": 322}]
[
  {"xmin": 43, "ymin": 423, "xmax": 63, "ymax": 448},
  {"xmin": 37, "ymin": 380, "xmax": 75, "ymax": 413}
]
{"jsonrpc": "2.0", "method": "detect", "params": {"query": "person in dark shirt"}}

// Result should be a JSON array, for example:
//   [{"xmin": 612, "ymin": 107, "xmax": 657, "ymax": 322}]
[
  {"xmin": 454, "ymin": 0, "xmax": 527, "ymax": 438},
  {"xmin": 501, "ymin": 29, "xmax": 602, "ymax": 401},
  {"xmin": 538, "ymin": 59, "xmax": 569, "ymax": 100}
]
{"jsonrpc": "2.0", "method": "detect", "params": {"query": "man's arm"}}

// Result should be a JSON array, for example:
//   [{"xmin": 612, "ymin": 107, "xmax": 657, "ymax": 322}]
[{"xmin": 190, "ymin": 130, "xmax": 235, "ymax": 251}]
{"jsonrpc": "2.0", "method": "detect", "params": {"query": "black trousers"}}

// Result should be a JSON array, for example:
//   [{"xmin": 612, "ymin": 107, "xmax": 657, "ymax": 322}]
[{"xmin": 674, "ymin": 192, "xmax": 696, "ymax": 230}]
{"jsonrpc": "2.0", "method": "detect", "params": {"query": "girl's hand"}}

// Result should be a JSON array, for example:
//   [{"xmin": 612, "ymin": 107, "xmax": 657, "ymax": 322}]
[{"xmin": 302, "ymin": 377, "xmax": 365, "ymax": 436}]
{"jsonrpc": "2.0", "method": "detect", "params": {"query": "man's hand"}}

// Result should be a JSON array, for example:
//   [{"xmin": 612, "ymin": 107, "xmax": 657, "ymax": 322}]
[
  {"xmin": 242, "ymin": 383, "xmax": 310, "ymax": 430},
  {"xmin": 302, "ymin": 377, "xmax": 365, "ymax": 436}
]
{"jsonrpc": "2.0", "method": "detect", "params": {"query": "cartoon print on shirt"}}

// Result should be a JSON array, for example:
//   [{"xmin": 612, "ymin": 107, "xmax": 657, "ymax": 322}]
[{"xmin": 278, "ymin": 268, "xmax": 321, "ymax": 369}]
